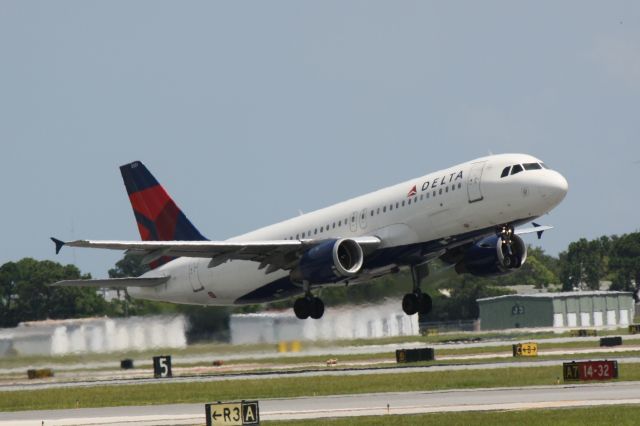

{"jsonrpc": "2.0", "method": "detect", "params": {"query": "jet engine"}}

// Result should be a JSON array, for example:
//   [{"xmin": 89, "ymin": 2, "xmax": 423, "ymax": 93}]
[
  {"xmin": 291, "ymin": 238, "xmax": 364, "ymax": 284},
  {"xmin": 455, "ymin": 234, "xmax": 527, "ymax": 277}
]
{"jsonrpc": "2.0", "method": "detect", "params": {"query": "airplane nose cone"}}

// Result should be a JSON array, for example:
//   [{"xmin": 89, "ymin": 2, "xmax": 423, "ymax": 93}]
[{"xmin": 539, "ymin": 171, "xmax": 568, "ymax": 206}]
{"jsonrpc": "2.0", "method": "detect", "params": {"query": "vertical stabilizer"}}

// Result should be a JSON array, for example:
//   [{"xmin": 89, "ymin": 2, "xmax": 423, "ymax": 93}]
[{"xmin": 120, "ymin": 161, "xmax": 207, "ymax": 267}]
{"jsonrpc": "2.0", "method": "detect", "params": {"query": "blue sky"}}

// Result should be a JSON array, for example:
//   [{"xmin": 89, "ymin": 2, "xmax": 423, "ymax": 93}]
[{"xmin": 1, "ymin": 1, "xmax": 639, "ymax": 278}]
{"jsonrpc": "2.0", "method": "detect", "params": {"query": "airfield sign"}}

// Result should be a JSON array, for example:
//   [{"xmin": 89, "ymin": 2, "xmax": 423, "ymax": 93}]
[{"xmin": 205, "ymin": 401, "xmax": 260, "ymax": 426}]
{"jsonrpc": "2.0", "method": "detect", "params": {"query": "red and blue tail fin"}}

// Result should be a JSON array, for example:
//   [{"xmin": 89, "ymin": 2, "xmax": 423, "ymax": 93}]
[{"xmin": 120, "ymin": 161, "xmax": 207, "ymax": 267}]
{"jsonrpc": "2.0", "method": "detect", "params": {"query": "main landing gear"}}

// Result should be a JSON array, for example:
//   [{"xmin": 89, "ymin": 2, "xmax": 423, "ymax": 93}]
[
  {"xmin": 293, "ymin": 296, "xmax": 325, "ymax": 319},
  {"xmin": 402, "ymin": 263, "xmax": 432, "ymax": 316},
  {"xmin": 293, "ymin": 281, "xmax": 325, "ymax": 320}
]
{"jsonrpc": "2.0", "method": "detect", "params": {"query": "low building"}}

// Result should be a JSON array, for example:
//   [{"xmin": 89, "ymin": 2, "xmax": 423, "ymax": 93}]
[
  {"xmin": 0, "ymin": 315, "xmax": 187, "ymax": 357},
  {"xmin": 478, "ymin": 291, "xmax": 635, "ymax": 330},
  {"xmin": 230, "ymin": 299, "xmax": 419, "ymax": 344}
]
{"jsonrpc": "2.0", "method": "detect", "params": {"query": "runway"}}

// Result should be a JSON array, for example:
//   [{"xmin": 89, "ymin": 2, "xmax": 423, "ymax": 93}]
[
  {"xmin": 2, "ymin": 381, "xmax": 640, "ymax": 425},
  {"xmin": 3, "ymin": 355, "xmax": 640, "ymax": 392},
  {"xmin": 2, "ymin": 333, "xmax": 634, "ymax": 376}
]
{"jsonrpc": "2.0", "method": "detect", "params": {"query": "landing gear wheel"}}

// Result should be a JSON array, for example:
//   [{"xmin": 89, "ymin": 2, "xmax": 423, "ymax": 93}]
[
  {"xmin": 403, "ymin": 263, "xmax": 431, "ymax": 316},
  {"xmin": 294, "ymin": 297, "xmax": 310, "ymax": 319},
  {"xmin": 402, "ymin": 293, "xmax": 419, "ymax": 315},
  {"xmin": 294, "ymin": 296, "xmax": 325, "ymax": 319},
  {"xmin": 418, "ymin": 293, "xmax": 432, "ymax": 315},
  {"xmin": 310, "ymin": 297, "xmax": 325, "ymax": 319}
]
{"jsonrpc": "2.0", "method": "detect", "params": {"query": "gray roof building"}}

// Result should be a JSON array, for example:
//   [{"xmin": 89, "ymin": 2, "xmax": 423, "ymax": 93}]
[{"xmin": 477, "ymin": 291, "xmax": 635, "ymax": 330}]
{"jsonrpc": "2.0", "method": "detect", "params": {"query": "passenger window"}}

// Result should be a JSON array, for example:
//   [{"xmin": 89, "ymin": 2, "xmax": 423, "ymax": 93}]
[
  {"xmin": 390, "ymin": 204, "xmax": 393, "ymax": 211},
  {"xmin": 338, "ymin": 220, "xmax": 341, "ymax": 226},
  {"xmin": 420, "ymin": 194, "xmax": 423, "ymax": 200},
  {"xmin": 402, "ymin": 201, "xmax": 405, "ymax": 206},
  {"xmin": 511, "ymin": 164, "xmax": 523, "ymax": 175},
  {"xmin": 301, "ymin": 232, "xmax": 305, "ymax": 238},
  {"xmin": 439, "ymin": 188, "xmax": 442, "ymax": 195},
  {"xmin": 433, "ymin": 190, "xmax": 436, "ymax": 197},
  {"xmin": 501, "ymin": 166, "xmax": 510, "ymax": 178},
  {"xmin": 408, "ymin": 199, "xmax": 411, "ymax": 205},
  {"xmin": 451, "ymin": 185, "xmax": 455, "ymax": 191},
  {"xmin": 320, "ymin": 226, "xmax": 323, "ymax": 232},
  {"xmin": 296, "ymin": 234, "xmax": 299, "ymax": 239},
  {"xmin": 370, "ymin": 210, "xmax": 374, "ymax": 217},
  {"xmin": 427, "ymin": 192, "xmax": 430, "ymax": 198},
  {"xmin": 383, "ymin": 206, "xmax": 387, "ymax": 212},
  {"xmin": 414, "ymin": 197, "xmax": 417, "ymax": 203},
  {"xmin": 524, "ymin": 163, "xmax": 542, "ymax": 170},
  {"xmin": 458, "ymin": 183, "xmax": 462, "ymax": 189},
  {"xmin": 396, "ymin": 202, "xmax": 399, "ymax": 208},
  {"xmin": 445, "ymin": 187, "xmax": 449, "ymax": 192},
  {"xmin": 377, "ymin": 208, "xmax": 380, "ymax": 214}
]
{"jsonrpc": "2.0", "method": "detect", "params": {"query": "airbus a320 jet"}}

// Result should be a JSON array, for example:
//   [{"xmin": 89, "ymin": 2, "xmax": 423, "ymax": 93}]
[{"xmin": 52, "ymin": 153, "xmax": 568, "ymax": 319}]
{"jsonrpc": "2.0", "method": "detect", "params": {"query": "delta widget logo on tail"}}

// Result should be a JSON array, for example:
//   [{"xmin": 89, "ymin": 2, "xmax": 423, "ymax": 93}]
[{"xmin": 407, "ymin": 185, "xmax": 417, "ymax": 197}]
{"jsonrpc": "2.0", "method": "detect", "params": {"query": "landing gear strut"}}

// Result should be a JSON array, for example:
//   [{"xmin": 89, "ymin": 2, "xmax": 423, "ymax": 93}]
[
  {"xmin": 498, "ymin": 224, "xmax": 521, "ymax": 268},
  {"xmin": 293, "ymin": 282, "xmax": 325, "ymax": 320},
  {"xmin": 402, "ymin": 263, "xmax": 432, "ymax": 316}
]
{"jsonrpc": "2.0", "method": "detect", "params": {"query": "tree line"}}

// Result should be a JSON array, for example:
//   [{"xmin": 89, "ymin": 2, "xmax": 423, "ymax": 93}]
[{"xmin": 1, "ymin": 232, "xmax": 639, "ymax": 335}]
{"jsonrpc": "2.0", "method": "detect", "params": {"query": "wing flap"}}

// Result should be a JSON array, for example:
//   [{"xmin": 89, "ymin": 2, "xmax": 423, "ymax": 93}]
[{"xmin": 49, "ymin": 276, "xmax": 169, "ymax": 288}]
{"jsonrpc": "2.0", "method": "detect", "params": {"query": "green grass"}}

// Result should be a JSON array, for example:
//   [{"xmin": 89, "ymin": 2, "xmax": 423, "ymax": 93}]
[
  {"xmin": 3, "ymin": 362, "xmax": 640, "ymax": 412},
  {"xmin": 267, "ymin": 405, "xmax": 640, "ymax": 425}
]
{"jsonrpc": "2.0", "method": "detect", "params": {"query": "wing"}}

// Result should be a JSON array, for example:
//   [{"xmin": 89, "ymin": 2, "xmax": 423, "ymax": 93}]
[
  {"xmin": 515, "ymin": 222, "xmax": 553, "ymax": 239},
  {"xmin": 51, "ymin": 236, "xmax": 381, "ymax": 274},
  {"xmin": 49, "ymin": 277, "xmax": 169, "ymax": 288}
]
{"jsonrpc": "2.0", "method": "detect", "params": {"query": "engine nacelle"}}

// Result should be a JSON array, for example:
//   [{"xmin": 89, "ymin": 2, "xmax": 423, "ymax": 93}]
[
  {"xmin": 455, "ymin": 234, "xmax": 527, "ymax": 277},
  {"xmin": 291, "ymin": 238, "xmax": 364, "ymax": 284}
]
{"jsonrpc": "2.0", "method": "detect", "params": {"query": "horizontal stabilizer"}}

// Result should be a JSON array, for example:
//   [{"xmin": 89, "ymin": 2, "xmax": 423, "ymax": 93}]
[{"xmin": 49, "ymin": 276, "xmax": 169, "ymax": 288}]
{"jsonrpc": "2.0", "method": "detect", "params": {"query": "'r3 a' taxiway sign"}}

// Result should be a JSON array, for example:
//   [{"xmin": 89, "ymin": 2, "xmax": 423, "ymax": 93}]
[{"xmin": 205, "ymin": 400, "xmax": 260, "ymax": 426}]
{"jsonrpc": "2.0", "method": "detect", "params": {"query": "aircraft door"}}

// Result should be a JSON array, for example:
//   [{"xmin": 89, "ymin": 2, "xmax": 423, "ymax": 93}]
[
  {"xmin": 188, "ymin": 262, "xmax": 205, "ymax": 292},
  {"xmin": 467, "ymin": 161, "xmax": 486, "ymax": 203},
  {"xmin": 350, "ymin": 211, "xmax": 358, "ymax": 232},
  {"xmin": 359, "ymin": 208, "xmax": 368, "ymax": 230}
]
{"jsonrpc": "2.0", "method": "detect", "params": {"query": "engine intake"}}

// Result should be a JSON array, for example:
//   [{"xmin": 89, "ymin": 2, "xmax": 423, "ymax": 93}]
[
  {"xmin": 455, "ymin": 234, "xmax": 527, "ymax": 277},
  {"xmin": 291, "ymin": 238, "xmax": 364, "ymax": 284}
]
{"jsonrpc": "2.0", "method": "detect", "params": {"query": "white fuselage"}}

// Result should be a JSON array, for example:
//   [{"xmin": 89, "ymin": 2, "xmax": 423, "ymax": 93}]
[{"xmin": 128, "ymin": 153, "xmax": 568, "ymax": 306}]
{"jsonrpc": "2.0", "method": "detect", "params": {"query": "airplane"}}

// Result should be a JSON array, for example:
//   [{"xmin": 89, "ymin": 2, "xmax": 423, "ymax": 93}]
[{"xmin": 51, "ymin": 153, "xmax": 568, "ymax": 319}]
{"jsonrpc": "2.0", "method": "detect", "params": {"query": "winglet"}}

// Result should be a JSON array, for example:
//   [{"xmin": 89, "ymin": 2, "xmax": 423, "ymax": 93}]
[
  {"xmin": 532, "ymin": 222, "xmax": 544, "ymax": 240},
  {"xmin": 51, "ymin": 237, "xmax": 66, "ymax": 255}
]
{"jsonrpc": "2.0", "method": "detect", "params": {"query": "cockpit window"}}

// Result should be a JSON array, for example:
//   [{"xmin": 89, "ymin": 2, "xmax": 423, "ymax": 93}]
[
  {"xmin": 511, "ymin": 164, "xmax": 523, "ymax": 175},
  {"xmin": 523, "ymin": 163, "xmax": 542, "ymax": 171},
  {"xmin": 501, "ymin": 166, "xmax": 510, "ymax": 178},
  {"xmin": 540, "ymin": 163, "xmax": 549, "ymax": 169}
]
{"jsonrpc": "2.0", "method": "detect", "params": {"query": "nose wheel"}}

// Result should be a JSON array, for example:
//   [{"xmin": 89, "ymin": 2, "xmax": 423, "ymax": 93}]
[{"xmin": 402, "ymin": 263, "xmax": 432, "ymax": 316}]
